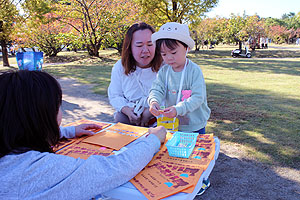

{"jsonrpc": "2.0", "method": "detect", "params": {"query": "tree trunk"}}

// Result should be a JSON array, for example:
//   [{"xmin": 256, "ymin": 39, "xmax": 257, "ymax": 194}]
[
  {"xmin": 88, "ymin": 44, "xmax": 99, "ymax": 57},
  {"xmin": 238, "ymin": 41, "xmax": 242, "ymax": 50},
  {"xmin": 0, "ymin": 39, "xmax": 9, "ymax": 67},
  {"xmin": 93, "ymin": 47, "xmax": 99, "ymax": 57},
  {"xmin": 195, "ymin": 38, "xmax": 199, "ymax": 51}
]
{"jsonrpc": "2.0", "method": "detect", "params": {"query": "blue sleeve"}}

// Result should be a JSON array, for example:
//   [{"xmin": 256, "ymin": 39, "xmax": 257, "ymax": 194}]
[
  {"xmin": 18, "ymin": 134, "xmax": 161, "ymax": 199},
  {"xmin": 59, "ymin": 126, "xmax": 75, "ymax": 138}
]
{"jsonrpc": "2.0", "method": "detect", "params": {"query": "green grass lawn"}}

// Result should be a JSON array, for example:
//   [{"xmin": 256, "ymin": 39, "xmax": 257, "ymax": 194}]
[
  {"xmin": 197, "ymin": 58, "xmax": 300, "ymax": 168},
  {"xmin": 190, "ymin": 44, "xmax": 300, "ymax": 58},
  {"xmin": 43, "ymin": 51, "xmax": 119, "ymax": 95},
  {"xmin": 1, "ymin": 45, "xmax": 299, "ymax": 169}
]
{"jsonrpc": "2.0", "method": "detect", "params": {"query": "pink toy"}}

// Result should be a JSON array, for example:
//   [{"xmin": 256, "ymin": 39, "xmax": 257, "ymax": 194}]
[{"xmin": 181, "ymin": 90, "xmax": 192, "ymax": 101}]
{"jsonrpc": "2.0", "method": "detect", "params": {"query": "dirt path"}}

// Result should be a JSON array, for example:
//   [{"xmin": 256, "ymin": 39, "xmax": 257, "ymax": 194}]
[
  {"xmin": 59, "ymin": 77, "xmax": 115, "ymax": 125},
  {"xmin": 59, "ymin": 78, "xmax": 300, "ymax": 200}
]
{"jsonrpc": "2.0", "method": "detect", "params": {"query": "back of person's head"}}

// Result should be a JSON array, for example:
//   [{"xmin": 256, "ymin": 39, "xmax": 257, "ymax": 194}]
[
  {"xmin": 121, "ymin": 22, "xmax": 162, "ymax": 75},
  {"xmin": 151, "ymin": 22, "xmax": 195, "ymax": 52},
  {"xmin": 0, "ymin": 70, "xmax": 62, "ymax": 157}
]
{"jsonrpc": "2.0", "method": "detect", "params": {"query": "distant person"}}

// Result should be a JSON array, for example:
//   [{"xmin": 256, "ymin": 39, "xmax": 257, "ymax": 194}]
[
  {"xmin": 0, "ymin": 70, "xmax": 167, "ymax": 199},
  {"xmin": 108, "ymin": 22, "xmax": 163, "ymax": 127},
  {"xmin": 148, "ymin": 22, "xmax": 211, "ymax": 195},
  {"xmin": 265, "ymin": 38, "xmax": 269, "ymax": 49},
  {"xmin": 9, "ymin": 45, "xmax": 16, "ymax": 56}
]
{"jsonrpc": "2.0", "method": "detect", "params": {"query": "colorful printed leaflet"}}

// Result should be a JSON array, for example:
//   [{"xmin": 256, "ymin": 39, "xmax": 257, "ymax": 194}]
[
  {"xmin": 131, "ymin": 134, "xmax": 215, "ymax": 199},
  {"xmin": 192, "ymin": 135, "xmax": 215, "ymax": 162},
  {"xmin": 53, "ymin": 136, "xmax": 89, "ymax": 153},
  {"xmin": 131, "ymin": 159, "xmax": 203, "ymax": 199},
  {"xmin": 53, "ymin": 119, "xmax": 111, "ymax": 152},
  {"xmin": 130, "ymin": 160, "xmax": 203, "ymax": 199},
  {"xmin": 56, "ymin": 140, "xmax": 114, "ymax": 159},
  {"xmin": 83, "ymin": 123, "xmax": 148, "ymax": 150}
]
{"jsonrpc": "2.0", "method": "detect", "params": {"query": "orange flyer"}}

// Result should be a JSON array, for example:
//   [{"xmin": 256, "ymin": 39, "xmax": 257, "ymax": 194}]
[
  {"xmin": 53, "ymin": 136, "xmax": 88, "ymax": 152},
  {"xmin": 53, "ymin": 119, "xmax": 111, "ymax": 152},
  {"xmin": 131, "ymin": 134, "xmax": 216, "ymax": 199},
  {"xmin": 56, "ymin": 141, "xmax": 114, "ymax": 159},
  {"xmin": 82, "ymin": 123, "xmax": 148, "ymax": 150},
  {"xmin": 131, "ymin": 159, "xmax": 203, "ymax": 200}
]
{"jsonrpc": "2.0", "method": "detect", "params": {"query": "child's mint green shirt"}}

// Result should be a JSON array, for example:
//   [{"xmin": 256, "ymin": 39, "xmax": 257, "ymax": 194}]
[{"xmin": 148, "ymin": 59, "xmax": 210, "ymax": 132}]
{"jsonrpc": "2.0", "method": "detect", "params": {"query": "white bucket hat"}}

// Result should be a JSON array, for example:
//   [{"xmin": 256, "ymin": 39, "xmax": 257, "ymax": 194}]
[{"xmin": 152, "ymin": 22, "xmax": 195, "ymax": 49}]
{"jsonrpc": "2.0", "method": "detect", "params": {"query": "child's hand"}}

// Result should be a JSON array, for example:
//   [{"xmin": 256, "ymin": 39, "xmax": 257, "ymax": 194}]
[
  {"xmin": 163, "ymin": 106, "xmax": 177, "ymax": 118},
  {"xmin": 149, "ymin": 102, "xmax": 161, "ymax": 117},
  {"xmin": 75, "ymin": 124, "xmax": 103, "ymax": 137}
]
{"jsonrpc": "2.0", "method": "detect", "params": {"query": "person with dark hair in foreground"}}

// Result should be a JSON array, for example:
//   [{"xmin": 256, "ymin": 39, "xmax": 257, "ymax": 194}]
[{"xmin": 0, "ymin": 70, "xmax": 166, "ymax": 199}]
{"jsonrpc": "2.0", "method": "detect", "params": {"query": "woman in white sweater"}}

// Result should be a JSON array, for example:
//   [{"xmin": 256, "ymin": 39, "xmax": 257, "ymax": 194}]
[
  {"xmin": 0, "ymin": 70, "xmax": 166, "ymax": 199},
  {"xmin": 108, "ymin": 22, "xmax": 163, "ymax": 127}
]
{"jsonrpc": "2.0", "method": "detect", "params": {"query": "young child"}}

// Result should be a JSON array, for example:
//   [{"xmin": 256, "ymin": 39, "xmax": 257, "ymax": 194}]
[
  {"xmin": 0, "ymin": 70, "xmax": 166, "ymax": 199},
  {"xmin": 148, "ymin": 22, "xmax": 211, "ymax": 195}
]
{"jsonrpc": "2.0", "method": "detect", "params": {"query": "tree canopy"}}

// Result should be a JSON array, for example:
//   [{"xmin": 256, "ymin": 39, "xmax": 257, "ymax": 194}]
[
  {"xmin": 135, "ymin": 0, "xmax": 218, "ymax": 26},
  {"xmin": 54, "ymin": 0, "xmax": 140, "ymax": 56},
  {"xmin": 0, "ymin": 0, "xmax": 19, "ymax": 66},
  {"xmin": 2, "ymin": 0, "xmax": 300, "ymax": 65}
]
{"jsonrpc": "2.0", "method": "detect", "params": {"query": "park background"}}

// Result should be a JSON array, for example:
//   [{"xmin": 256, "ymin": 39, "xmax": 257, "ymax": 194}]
[{"xmin": 1, "ymin": 0, "xmax": 300, "ymax": 199}]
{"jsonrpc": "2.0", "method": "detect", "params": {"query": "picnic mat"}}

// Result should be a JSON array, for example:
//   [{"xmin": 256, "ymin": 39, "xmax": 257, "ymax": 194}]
[{"xmin": 130, "ymin": 133, "xmax": 216, "ymax": 200}]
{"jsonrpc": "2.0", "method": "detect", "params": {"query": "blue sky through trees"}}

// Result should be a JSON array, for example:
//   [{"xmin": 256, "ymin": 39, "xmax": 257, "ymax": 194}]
[{"xmin": 207, "ymin": 0, "xmax": 300, "ymax": 18}]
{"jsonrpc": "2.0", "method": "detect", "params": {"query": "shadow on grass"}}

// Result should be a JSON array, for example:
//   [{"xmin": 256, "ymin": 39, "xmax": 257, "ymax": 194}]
[
  {"xmin": 206, "ymin": 81, "xmax": 300, "ymax": 169},
  {"xmin": 189, "ymin": 50, "xmax": 232, "ymax": 58},
  {"xmin": 44, "ymin": 61, "xmax": 115, "ymax": 96},
  {"xmin": 253, "ymin": 50, "xmax": 300, "ymax": 58},
  {"xmin": 43, "ymin": 51, "xmax": 119, "ymax": 64},
  {"xmin": 189, "ymin": 48, "xmax": 300, "ymax": 59},
  {"xmin": 194, "ymin": 58, "xmax": 300, "ymax": 76}
]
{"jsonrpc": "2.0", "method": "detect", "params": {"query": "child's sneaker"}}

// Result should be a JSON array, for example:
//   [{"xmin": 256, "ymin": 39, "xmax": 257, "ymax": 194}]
[{"xmin": 196, "ymin": 178, "xmax": 210, "ymax": 196}]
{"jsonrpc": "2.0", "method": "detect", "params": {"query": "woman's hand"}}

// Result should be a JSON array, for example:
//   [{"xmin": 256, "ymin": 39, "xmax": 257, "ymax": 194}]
[
  {"xmin": 148, "ymin": 126, "xmax": 167, "ymax": 144},
  {"xmin": 121, "ymin": 106, "xmax": 141, "ymax": 125},
  {"xmin": 163, "ymin": 106, "xmax": 177, "ymax": 118},
  {"xmin": 74, "ymin": 124, "xmax": 103, "ymax": 137},
  {"xmin": 140, "ymin": 108, "xmax": 154, "ymax": 127},
  {"xmin": 149, "ymin": 102, "xmax": 162, "ymax": 117}
]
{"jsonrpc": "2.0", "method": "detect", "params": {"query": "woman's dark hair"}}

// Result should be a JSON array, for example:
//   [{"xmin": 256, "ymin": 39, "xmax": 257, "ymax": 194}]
[
  {"xmin": 121, "ymin": 22, "xmax": 162, "ymax": 75},
  {"xmin": 0, "ymin": 70, "xmax": 62, "ymax": 157},
  {"xmin": 156, "ymin": 39, "xmax": 188, "ymax": 53}
]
